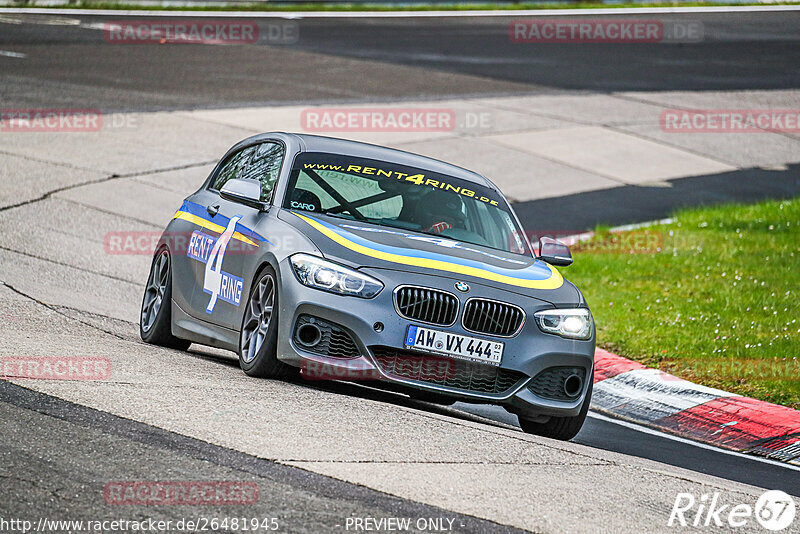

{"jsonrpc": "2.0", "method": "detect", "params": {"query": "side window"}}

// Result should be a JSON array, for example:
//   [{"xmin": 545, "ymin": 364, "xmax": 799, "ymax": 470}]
[
  {"xmin": 240, "ymin": 142, "xmax": 284, "ymax": 202},
  {"xmin": 212, "ymin": 142, "xmax": 284, "ymax": 202},
  {"xmin": 212, "ymin": 146, "xmax": 256, "ymax": 192}
]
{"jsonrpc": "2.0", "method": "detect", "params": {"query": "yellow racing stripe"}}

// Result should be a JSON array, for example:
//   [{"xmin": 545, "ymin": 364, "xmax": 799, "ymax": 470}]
[
  {"xmin": 294, "ymin": 212, "xmax": 563, "ymax": 290},
  {"xmin": 172, "ymin": 211, "xmax": 258, "ymax": 247}
]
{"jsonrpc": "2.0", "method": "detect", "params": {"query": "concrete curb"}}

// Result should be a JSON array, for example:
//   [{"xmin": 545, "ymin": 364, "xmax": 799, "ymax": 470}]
[{"xmin": 591, "ymin": 348, "xmax": 800, "ymax": 466}]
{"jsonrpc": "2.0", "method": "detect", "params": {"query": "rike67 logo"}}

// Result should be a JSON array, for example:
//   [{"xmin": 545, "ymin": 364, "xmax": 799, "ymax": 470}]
[{"xmin": 669, "ymin": 490, "xmax": 796, "ymax": 531}]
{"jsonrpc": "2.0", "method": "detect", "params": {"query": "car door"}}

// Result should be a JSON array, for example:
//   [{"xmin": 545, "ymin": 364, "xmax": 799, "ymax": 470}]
[{"xmin": 184, "ymin": 141, "xmax": 285, "ymax": 330}]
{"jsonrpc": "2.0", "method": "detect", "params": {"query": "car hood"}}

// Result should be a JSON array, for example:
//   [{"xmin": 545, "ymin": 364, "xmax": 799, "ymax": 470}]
[{"xmin": 279, "ymin": 210, "xmax": 583, "ymax": 306}]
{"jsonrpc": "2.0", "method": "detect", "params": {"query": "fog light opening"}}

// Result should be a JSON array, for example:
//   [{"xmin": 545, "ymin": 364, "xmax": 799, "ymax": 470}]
[
  {"xmin": 563, "ymin": 374, "xmax": 583, "ymax": 398},
  {"xmin": 296, "ymin": 323, "xmax": 322, "ymax": 348}
]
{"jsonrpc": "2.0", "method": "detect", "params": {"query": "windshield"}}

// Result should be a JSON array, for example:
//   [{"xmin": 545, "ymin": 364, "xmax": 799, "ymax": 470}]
[{"xmin": 283, "ymin": 152, "xmax": 531, "ymax": 256}]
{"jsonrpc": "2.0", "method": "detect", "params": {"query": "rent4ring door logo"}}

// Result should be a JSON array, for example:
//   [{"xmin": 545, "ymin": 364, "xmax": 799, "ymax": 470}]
[{"xmin": 186, "ymin": 217, "xmax": 244, "ymax": 313}]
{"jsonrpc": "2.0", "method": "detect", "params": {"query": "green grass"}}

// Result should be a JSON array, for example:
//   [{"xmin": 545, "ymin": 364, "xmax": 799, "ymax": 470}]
[
  {"xmin": 566, "ymin": 198, "xmax": 800, "ymax": 409},
  {"xmin": 8, "ymin": 0, "xmax": 800, "ymax": 11}
]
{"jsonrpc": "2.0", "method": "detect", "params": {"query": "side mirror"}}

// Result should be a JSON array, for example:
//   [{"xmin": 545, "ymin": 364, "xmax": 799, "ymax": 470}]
[
  {"xmin": 219, "ymin": 179, "xmax": 266, "ymax": 210},
  {"xmin": 538, "ymin": 236, "xmax": 573, "ymax": 267}
]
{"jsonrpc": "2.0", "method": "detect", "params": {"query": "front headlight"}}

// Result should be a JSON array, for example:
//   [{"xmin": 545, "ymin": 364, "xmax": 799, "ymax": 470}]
[
  {"xmin": 534, "ymin": 308, "xmax": 593, "ymax": 340},
  {"xmin": 290, "ymin": 254, "xmax": 383, "ymax": 299}
]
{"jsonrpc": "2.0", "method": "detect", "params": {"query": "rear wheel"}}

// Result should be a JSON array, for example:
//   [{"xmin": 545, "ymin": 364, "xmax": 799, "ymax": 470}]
[
  {"xmin": 140, "ymin": 248, "xmax": 191, "ymax": 350},
  {"xmin": 518, "ymin": 375, "xmax": 593, "ymax": 441},
  {"xmin": 239, "ymin": 266, "xmax": 295, "ymax": 379}
]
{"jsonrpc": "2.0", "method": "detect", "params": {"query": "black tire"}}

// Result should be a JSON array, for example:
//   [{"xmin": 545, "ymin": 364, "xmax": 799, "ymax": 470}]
[
  {"xmin": 238, "ymin": 265, "xmax": 295, "ymax": 379},
  {"xmin": 140, "ymin": 248, "xmax": 191, "ymax": 350},
  {"xmin": 518, "ymin": 374, "xmax": 593, "ymax": 441}
]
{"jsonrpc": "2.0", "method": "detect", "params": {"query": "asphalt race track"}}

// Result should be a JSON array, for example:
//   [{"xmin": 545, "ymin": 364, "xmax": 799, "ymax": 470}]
[
  {"xmin": 2, "ymin": 11, "xmax": 799, "ymax": 107},
  {"xmin": 1, "ymin": 10, "xmax": 799, "ymax": 225},
  {"xmin": 1, "ymin": 9, "xmax": 799, "ymax": 533}
]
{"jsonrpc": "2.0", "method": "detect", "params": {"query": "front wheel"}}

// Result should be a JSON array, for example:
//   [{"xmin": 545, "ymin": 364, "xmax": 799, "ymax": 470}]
[
  {"xmin": 140, "ymin": 248, "xmax": 191, "ymax": 350},
  {"xmin": 518, "ymin": 374, "xmax": 593, "ymax": 441},
  {"xmin": 239, "ymin": 266, "xmax": 295, "ymax": 379}
]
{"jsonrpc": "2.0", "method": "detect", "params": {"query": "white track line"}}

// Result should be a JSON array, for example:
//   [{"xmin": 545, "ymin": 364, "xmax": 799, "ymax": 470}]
[
  {"xmin": 589, "ymin": 411, "xmax": 800, "ymax": 472},
  {"xmin": 0, "ymin": 50, "xmax": 26, "ymax": 58},
  {"xmin": 1, "ymin": 5, "xmax": 800, "ymax": 17}
]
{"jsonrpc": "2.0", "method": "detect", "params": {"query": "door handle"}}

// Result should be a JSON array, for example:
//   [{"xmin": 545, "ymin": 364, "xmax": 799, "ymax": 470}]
[{"xmin": 206, "ymin": 204, "xmax": 220, "ymax": 217}]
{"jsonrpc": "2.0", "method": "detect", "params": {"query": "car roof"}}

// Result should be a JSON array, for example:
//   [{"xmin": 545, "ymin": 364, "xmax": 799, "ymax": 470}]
[{"xmin": 248, "ymin": 132, "xmax": 495, "ymax": 189}]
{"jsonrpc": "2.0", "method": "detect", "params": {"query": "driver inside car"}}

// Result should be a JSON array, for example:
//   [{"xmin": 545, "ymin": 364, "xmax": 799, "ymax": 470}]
[{"xmin": 413, "ymin": 189, "xmax": 467, "ymax": 235}]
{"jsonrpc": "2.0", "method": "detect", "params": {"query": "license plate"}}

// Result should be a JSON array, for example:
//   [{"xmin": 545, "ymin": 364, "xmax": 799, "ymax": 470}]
[{"xmin": 405, "ymin": 325, "xmax": 504, "ymax": 366}]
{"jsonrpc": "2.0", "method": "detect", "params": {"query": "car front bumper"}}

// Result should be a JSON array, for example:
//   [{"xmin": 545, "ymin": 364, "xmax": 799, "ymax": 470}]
[{"xmin": 275, "ymin": 258, "xmax": 595, "ymax": 419}]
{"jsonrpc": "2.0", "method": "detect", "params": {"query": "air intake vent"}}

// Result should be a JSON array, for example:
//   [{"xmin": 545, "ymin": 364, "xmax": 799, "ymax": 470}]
[
  {"xmin": 462, "ymin": 299, "xmax": 525, "ymax": 337},
  {"xmin": 371, "ymin": 346, "xmax": 525, "ymax": 395},
  {"xmin": 394, "ymin": 286, "xmax": 458, "ymax": 326},
  {"xmin": 294, "ymin": 315, "xmax": 360, "ymax": 359},
  {"xmin": 528, "ymin": 367, "xmax": 587, "ymax": 401}
]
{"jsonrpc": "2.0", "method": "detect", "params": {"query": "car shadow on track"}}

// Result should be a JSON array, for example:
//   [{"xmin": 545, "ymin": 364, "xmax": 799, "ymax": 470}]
[
  {"xmin": 184, "ymin": 343, "xmax": 520, "ymax": 433},
  {"xmin": 177, "ymin": 337, "xmax": 800, "ymax": 497},
  {"xmin": 184, "ymin": 345, "xmax": 241, "ymax": 368}
]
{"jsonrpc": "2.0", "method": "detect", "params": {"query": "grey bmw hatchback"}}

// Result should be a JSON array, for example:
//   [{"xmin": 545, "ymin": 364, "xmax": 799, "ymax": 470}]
[{"xmin": 140, "ymin": 132, "xmax": 595, "ymax": 440}]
